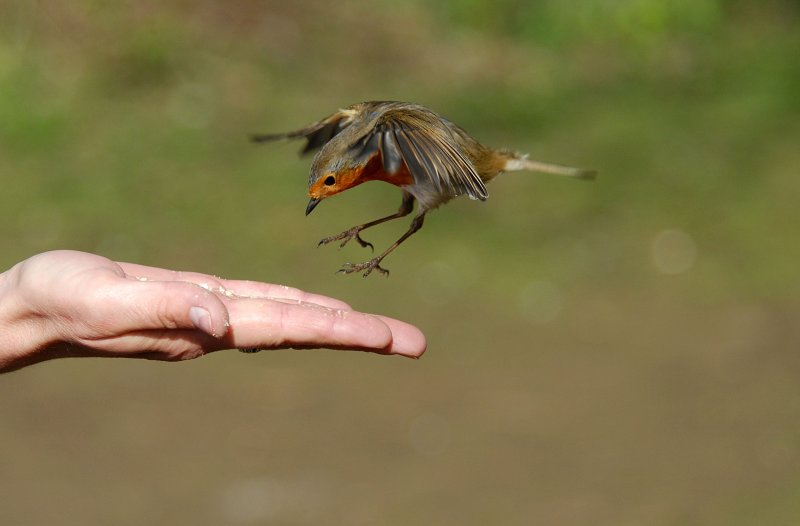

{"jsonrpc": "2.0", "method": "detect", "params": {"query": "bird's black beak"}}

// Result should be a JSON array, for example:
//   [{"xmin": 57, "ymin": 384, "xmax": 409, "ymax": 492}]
[{"xmin": 305, "ymin": 198, "xmax": 321, "ymax": 216}]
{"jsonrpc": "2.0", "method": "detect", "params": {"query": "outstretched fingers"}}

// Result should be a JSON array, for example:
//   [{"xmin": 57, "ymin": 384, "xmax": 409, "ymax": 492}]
[
  {"xmin": 90, "ymin": 266, "xmax": 426, "ymax": 358},
  {"xmin": 221, "ymin": 298, "xmax": 426, "ymax": 358},
  {"xmin": 116, "ymin": 262, "xmax": 352, "ymax": 310}
]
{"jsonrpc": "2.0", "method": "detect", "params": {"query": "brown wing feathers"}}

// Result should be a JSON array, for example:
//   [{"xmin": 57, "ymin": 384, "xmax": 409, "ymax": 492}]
[
  {"xmin": 251, "ymin": 112, "xmax": 354, "ymax": 156},
  {"xmin": 392, "ymin": 118, "xmax": 487, "ymax": 201},
  {"xmin": 350, "ymin": 111, "xmax": 488, "ymax": 201}
]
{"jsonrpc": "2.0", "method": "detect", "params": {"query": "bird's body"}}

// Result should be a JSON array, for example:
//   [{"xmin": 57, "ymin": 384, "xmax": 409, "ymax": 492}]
[{"xmin": 253, "ymin": 101, "xmax": 595, "ymax": 276}]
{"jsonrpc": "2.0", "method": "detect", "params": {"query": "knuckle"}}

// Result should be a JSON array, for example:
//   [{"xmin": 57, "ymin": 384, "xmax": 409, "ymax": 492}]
[{"xmin": 153, "ymin": 294, "xmax": 182, "ymax": 330}]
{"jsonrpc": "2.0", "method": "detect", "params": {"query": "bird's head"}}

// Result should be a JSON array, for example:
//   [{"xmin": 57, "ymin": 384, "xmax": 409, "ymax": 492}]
[{"xmin": 305, "ymin": 147, "xmax": 372, "ymax": 215}]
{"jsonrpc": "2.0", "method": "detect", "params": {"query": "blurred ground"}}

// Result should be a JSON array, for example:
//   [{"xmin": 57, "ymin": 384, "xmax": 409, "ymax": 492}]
[{"xmin": 1, "ymin": 1, "xmax": 799, "ymax": 525}]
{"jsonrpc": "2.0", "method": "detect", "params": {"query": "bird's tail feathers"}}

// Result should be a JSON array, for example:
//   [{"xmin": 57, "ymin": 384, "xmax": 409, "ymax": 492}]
[
  {"xmin": 250, "ymin": 132, "xmax": 291, "ymax": 144},
  {"xmin": 502, "ymin": 152, "xmax": 597, "ymax": 180}
]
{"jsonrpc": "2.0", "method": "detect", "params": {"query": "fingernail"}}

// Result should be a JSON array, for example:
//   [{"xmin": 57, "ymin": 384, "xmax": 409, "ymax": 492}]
[{"xmin": 190, "ymin": 307, "xmax": 216, "ymax": 337}]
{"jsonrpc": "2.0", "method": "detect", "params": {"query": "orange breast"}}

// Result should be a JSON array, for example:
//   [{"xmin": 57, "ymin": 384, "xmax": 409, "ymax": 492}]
[
  {"xmin": 309, "ymin": 153, "xmax": 414, "ymax": 199},
  {"xmin": 345, "ymin": 152, "xmax": 413, "ymax": 188}
]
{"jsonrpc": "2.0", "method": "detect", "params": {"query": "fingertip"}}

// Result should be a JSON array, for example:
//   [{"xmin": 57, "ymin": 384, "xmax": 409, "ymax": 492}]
[
  {"xmin": 189, "ymin": 305, "xmax": 229, "ymax": 338},
  {"xmin": 156, "ymin": 281, "xmax": 231, "ymax": 338},
  {"xmin": 192, "ymin": 292, "xmax": 230, "ymax": 338},
  {"xmin": 362, "ymin": 314, "xmax": 394, "ymax": 350},
  {"xmin": 374, "ymin": 316, "xmax": 427, "ymax": 358}
]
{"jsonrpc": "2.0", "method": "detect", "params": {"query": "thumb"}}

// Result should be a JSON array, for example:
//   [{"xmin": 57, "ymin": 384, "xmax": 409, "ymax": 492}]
[{"xmin": 101, "ymin": 279, "xmax": 230, "ymax": 338}]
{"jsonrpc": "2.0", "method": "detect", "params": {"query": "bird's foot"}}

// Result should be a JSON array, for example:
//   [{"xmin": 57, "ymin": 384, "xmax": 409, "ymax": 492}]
[
  {"xmin": 337, "ymin": 257, "xmax": 390, "ymax": 278},
  {"xmin": 318, "ymin": 227, "xmax": 374, "ymax": 251}
]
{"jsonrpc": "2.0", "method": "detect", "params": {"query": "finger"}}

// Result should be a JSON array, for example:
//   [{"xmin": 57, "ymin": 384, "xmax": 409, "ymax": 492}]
[
  {"xmin": 216, "ymin": 280, "xmax": 353, "ymax": 311},
  {"xmin": 222, "ymin": 298, "xmax": 399, "ymax": 354},
  {"xmin": 66, "ymin": 329, "xmax": 216, "ymax": 362},
  {"xmin": 117, "ymin": 262, "xmax": 222, "ymax": 289},
  {"xmin": 64, "ymin": 300, "xmax": 426, "ymax": 360},
  {"xmin": 116, "ymin": 262, "xmax": 352, "ymax": 310},
  {"xmin": 91, "ymin": 278, "xmax": 230, "ymax": 338},
  {"xmin": 371, "ymin": 315, "xmax": 427, "ymax": 358}
]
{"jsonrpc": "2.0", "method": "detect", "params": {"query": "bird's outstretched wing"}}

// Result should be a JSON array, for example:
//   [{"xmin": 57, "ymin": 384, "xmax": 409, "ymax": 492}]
[
  {"xmin": 251, "ymin": 109, "xmax": 358, "ymax": 156},
  {"xmin": 348, "ymin": 106, "xmax": 488, "ymax": 201}
]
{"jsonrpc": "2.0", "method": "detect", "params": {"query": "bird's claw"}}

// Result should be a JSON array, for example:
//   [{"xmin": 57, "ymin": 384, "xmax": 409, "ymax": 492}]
[
  {"xmin": 337, "ymin": 258, "xmax": 390, "ymax": 278},
  {"xmin": 318, "ymin": 228, "xmax": 374, "ymax": 251}
]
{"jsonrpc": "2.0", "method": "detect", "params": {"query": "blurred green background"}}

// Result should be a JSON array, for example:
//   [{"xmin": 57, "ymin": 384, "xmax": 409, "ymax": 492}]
[{"xmin": 2, "ymin": 1, "xmax": 800, "ymax": 524}]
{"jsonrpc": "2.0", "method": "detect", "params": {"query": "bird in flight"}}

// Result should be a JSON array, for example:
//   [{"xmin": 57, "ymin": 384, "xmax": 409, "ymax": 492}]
[{"xmin": 253, "ymin": 101, "xmax": 596, "ymax": 277}]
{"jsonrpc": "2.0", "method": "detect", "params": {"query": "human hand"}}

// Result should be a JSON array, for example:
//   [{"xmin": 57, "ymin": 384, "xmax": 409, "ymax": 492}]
[{"xmin": 0, "ymin": 250, "xmax": 426, "ymax": 373}]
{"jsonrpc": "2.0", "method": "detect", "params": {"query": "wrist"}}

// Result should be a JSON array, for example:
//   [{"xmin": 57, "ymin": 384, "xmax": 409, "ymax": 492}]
[{"xmin": 0, "ymin": 262, "xmax": 62, "ymax": 372}]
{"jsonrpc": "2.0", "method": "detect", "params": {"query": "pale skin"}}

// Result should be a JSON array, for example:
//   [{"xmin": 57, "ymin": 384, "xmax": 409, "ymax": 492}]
[{"xmin": 0, "ymin": 250, "xmax": 427, "ymax": 373}]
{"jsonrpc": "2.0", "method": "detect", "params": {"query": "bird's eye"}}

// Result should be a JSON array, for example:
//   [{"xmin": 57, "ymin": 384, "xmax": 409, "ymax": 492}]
[{"xmin": 324, "ymin": 176, "xmax": 336, "ymax": 186}]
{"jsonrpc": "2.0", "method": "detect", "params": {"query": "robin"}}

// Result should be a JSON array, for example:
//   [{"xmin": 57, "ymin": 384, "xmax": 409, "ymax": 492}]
[{"xmin": 253, "ymin": 101, "xmax": 596, "ymax": 277}]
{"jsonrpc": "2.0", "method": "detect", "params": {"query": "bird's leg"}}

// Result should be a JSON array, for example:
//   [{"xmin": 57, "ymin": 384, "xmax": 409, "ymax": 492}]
[
  {"xmin": 317, "ymin": 192, "xmax": 415, "ymax": 251},
  {"xmin": 339, "ymin": 213, "xmax": 425, "ymax": 277}
]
